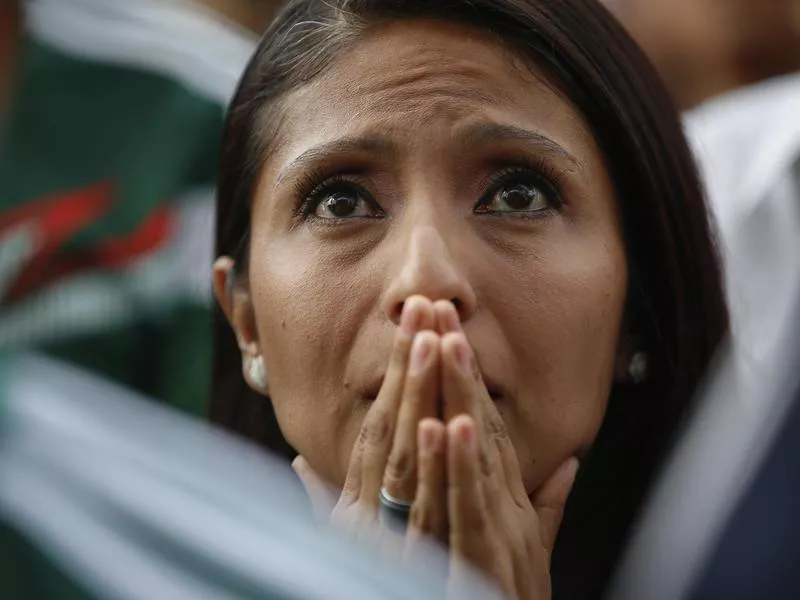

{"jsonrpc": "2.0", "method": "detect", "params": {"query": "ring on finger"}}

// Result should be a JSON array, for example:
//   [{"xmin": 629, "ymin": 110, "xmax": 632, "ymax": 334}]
[{"xmin": 379, "ymin": 486, "xmax": 413, "ymax": 532}]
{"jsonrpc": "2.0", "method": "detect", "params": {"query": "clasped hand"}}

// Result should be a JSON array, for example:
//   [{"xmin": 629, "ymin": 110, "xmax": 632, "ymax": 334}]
[{"xmin": 293, "ymin": 296, "xmax": 579, "ymax": 600}]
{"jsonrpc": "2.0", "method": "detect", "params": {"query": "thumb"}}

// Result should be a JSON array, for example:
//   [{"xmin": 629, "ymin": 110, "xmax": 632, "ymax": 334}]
[
  {"xmin": 292, "ymin": 455, "xmax": 338, "ymax": 522},
  {"xmin": 530, "ymin": 457, "xmax": 579, "ymax": 555}
]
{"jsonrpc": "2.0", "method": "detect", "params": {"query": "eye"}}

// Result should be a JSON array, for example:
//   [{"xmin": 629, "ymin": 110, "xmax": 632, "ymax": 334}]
[
  {"xmin": 314, "ymin": 189, "xmax": 373, "ymax": 219},
  {"xmin": 302, "ymin": 176, "xmax": 384, "ymax": 221},
  {"xmin": 475, "ymin": 167, "xmax": 560, "ymax": 215}
]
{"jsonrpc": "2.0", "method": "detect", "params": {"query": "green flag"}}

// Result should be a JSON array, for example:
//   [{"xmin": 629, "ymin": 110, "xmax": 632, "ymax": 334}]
[{"xmin": 0, "ymin": 0, "xmax": 256, "ymax": 415}]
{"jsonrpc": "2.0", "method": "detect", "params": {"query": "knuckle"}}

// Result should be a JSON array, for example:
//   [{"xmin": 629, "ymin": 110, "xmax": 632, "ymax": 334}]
[
  {"xmin": 462, "ymin": 504, "xmax": 489, "ymax": 535},
  {"xmin": 478, "ymin": 447, "xmax": 493, "ymax": 479},
  {"xmin": 385, "ymin": 446, "xmax": 414, "ymax": 484},
  {"xmin": 488, "ymin": 412, "xmax": 509, "ymax": 441},
  {"xmin": 360, "ymin": 410, "xmax": 390, "ymax": 447}
]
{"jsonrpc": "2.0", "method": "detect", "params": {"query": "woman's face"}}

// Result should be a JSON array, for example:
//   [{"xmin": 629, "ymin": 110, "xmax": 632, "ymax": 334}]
[{"xmin": 221, "ymin": 20, "xmax": 628, "ymax": 493}]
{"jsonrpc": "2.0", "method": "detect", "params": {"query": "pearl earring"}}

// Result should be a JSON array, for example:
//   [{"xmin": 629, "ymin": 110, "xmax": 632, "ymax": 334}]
[
  {"xmin": 248, "ymin": 355, "xmax": 268, "ymax": 392},
  {"xmin": 628, "ymin": 351, "xmax": 649, "ymax": 384}
]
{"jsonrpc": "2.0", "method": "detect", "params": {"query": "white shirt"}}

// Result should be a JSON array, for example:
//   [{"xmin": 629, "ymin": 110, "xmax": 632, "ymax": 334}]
[{"xmin": 685, "ymin": 72, "xmax": 800, "ymax": 373}]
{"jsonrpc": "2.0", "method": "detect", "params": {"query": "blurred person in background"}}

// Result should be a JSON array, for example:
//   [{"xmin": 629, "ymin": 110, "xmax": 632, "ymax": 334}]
[
  {"xmin": 604, "ymin": 2, "xmax": 800, "ymax": 598},
  {"xmin": 605, "ymin": 0, "xmax": 800, "ymax": 110},
  {"xmin": 0, "ymin": 0, "xmax": 283, "ymax": 416},
  {"xmin": 607, "ymin": 0, "xmax": 800, "ymax": 395},
  {"xmin": 212, "ymin": 1, "xmax": 728, "ymax": 599},
  {"xmin": 0, "ymin": 0, "xmax": 20, "ymax": 115}
]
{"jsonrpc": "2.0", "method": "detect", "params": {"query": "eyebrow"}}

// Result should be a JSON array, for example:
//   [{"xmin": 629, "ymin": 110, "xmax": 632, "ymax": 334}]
[
  {"xmin": 274, "ymin": 135, "xmax": 397, "ymax": 188},
  {"xmin": 275, "ymin": 122, "xmax": 584, "ymax": 187},
  {"xmin": 454, "ymin": 122, "xmax": 585, "ymax": 172}
]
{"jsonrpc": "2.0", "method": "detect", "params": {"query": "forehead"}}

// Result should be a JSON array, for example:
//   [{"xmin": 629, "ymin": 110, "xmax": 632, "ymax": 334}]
[{"xmin": 267, "ymin": 19, "xmax": 597, "ymax": 170}]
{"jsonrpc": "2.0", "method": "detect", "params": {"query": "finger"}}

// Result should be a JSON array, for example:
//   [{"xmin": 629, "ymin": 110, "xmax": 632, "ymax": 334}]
[
  {"xmin": 405, "ymin": 418, "xmax": 448, "ymax": 552},
  {"xmin": 440, "ymin": 332, "xmax": 475, "ymax": 421},
  {"xmin": 354, "ymin": 296, "xmax": 435, "ymax": 507},
  {"xmin": 440, "ymin": 333, "xmax": 499, "ymax": 482},
  {"xmin": 530, "ymin": 457, "xmax": 580, "ymax": 556},
  {"xmin": 292, "ymin": 455, "xmax": 338, "ymax": 522},
  {"xmin": 434, "ymin": 299, "xmax": 461, "ymax": 335},
  {"xmin": 383, "ymin": 330, "xmax": 440, "ymax": 502},
  {"xmin": 447, "ymin": 416, "xmax": 495, "ymax": 570}
]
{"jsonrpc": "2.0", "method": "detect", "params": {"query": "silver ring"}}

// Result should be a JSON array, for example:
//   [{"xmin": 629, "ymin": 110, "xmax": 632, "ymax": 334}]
[{"xmin": 379, "ymin": 487, "xmax": 412, "ymax": 519}]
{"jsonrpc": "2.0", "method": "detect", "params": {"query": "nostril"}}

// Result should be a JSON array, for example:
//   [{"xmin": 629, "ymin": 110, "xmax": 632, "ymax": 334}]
[{"xmin": 391, "ymin": 301, "xmax": 405, "ymax": 325}]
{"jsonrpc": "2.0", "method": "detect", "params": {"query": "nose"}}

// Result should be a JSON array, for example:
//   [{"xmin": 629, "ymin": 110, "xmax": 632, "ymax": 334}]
[{"xmin": 382, "ymin": 224, "xmax": 478, "ymax": 325}]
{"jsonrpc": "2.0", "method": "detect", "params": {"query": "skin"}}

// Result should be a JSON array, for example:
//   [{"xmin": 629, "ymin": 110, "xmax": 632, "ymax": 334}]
[{"xmin": 216, "ymin": 20, "xmax": 628, "ymax": 597}]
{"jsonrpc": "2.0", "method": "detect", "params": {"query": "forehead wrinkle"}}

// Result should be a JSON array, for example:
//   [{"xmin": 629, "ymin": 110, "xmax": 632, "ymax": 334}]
[
  {"xmin": 350, "ymin": 60, "xmax": 516, "ymax": 111},
  {"xmin": 273, "ymin": 134, "xmax": 397, "ymax": 188}
]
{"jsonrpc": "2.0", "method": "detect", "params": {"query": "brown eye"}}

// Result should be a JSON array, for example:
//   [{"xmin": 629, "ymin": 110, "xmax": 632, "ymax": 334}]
[
  {"xmin": 490, "ymin": 182, "xmax": 548, "ymax": 212},
  {"xmin": 317, "ymin": 192, "xmax": 364, "ymax": 218},
  {"xmin": 307, "ymin": 181, "xmax": 383, "ymax": 220},
  {"xmin": 475, "ymin": 167, "xmax": 561, "ymax": 216}
]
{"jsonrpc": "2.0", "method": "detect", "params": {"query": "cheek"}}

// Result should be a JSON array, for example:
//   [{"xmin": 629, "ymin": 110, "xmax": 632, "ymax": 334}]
[
  {"xmin": 499, "ymin": 237, "xmax": 627, "ymax": 490},
  {"xmin": 247, "ymin": 232, "xmax": 380, "ymax": 481}
]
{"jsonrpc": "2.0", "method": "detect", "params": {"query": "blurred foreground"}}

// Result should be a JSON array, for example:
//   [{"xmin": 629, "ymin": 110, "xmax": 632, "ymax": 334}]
[{"xmin": 0, "ymin": 352, "xmax": 503, "ymax": 600}]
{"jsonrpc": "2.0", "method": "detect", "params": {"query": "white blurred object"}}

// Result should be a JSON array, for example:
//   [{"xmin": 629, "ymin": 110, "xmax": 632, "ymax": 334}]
[
  {"xmin": 0, "ymin": 354, "xmax": 504, "ymax": 600},
  {"xmin": 25, "ymin": 0, "xmax": 256, "ymax": 105},
  {"xmin": 685, "ymin": 72, "xmax": 800, "ymax": 377}
]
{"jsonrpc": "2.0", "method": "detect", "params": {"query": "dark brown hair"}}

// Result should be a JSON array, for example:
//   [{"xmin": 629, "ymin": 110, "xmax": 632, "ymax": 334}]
[{"xmin": 212, "ymin": 1, "xmax": 728, "ymax": 597}]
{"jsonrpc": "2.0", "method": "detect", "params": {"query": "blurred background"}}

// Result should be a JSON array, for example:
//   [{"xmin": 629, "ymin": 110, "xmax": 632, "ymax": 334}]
[
  {"xmin": 1, "ymin": 1, "xmax": 799, "ymax": 599},
  {"xmin": 1, "ymin": 0, "xmax": 283, "ymax": 416}
]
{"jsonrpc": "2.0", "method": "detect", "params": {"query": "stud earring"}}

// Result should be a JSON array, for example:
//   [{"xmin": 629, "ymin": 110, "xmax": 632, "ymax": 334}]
[
  {"xmin": 248, "ymin": 355, "xmax": 268, "ymax": 392},
  {"xmin": 628, "ymin": 351, "xmax": 649, "ymax": 384}
]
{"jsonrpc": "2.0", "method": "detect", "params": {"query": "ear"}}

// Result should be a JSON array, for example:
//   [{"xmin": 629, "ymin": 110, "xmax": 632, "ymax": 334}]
[{"xmin": 213, "ymin": 257, "xmax": 267, "ymax": 394}]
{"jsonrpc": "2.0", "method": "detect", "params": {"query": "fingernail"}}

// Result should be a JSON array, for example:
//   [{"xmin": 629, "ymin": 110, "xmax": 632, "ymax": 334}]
[
  {"xmin": 410, "ymin": 335, "xmax": 431, "ymax": 373},
  {"xmin": 459, "ymin": 420, "xmax": 475, "ymax": 450},
  {"xmin": 400, "ymin": 302, "xmax": 420, "ymax": 336}
]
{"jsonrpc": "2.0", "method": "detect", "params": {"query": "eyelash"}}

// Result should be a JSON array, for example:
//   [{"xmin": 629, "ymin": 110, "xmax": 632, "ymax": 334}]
[
  {"xmin": 294, "ymin": 170, "xmax": 379, "ymax": 221},
  {"xmin": 293, "ymin": 158, "xmax": 565, "ymax": 222},
  {"xmin": 475, "ymin": 159, "xmax": 565, "ymax": 214}
]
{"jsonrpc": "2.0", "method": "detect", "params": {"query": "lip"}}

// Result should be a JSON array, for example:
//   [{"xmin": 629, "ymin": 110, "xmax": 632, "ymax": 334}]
[{"xmin": 362, "ymin": 372, "xmax": 506, "ymax": 401}]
